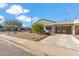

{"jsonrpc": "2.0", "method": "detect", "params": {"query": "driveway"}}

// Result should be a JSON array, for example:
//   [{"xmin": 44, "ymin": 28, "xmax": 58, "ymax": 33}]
[
  {"xmin": 0, "ymin": 39, "xmax": 35, "ymax": 56},
  {"xmin": 1, "ymin": 34, "xmax": 79, "ymax": 55},
  {"xmin": 40, "ymin": 34, "xmax": 79, "ymax": 50}
]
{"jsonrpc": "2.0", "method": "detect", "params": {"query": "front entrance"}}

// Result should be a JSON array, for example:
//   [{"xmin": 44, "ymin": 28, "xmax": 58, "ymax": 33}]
[{"xmin": 55, "ymin": 25, "xmax": 72, "ymax": 34}]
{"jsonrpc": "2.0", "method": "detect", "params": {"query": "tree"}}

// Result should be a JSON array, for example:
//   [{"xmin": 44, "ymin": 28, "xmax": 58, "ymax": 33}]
[
  {"xmin": 32, "ymin": 23, "xmax": 44, "ymax": 34},
  {"xmin": 12, "ymin": 20, "xmax": 22, "ymax": 31},
  {"xmin": 0, "ymin": 24, "xmax": 4, "ymax": 31},
  {"xmin": 4, "ymin": 19, "xmax": 22, "ymax": 31}
]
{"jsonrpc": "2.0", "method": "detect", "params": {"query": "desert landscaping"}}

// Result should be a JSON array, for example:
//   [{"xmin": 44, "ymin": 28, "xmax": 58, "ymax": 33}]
[
  {"xmin": 8, "ymin": 31, "xmax": 47, "ymax": 41},
  {"xmin": 0, "ymin": 3, "xmax": 79, "ymax": 56}
]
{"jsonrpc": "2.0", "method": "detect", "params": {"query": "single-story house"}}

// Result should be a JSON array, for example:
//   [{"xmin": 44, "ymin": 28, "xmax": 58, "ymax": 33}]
[
  {"xmin": 35, "ymin": 19, "xmax": 56, "ymax": 34},
  {"xmin": 36, "ymin": 19, "xmax": 79, "ymax": 35}
]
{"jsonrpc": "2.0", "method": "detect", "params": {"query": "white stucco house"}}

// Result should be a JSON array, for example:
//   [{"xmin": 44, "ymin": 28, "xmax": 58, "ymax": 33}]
[{"xmin": 36, "ymin": 19, "xmax": 79, "ymax": 35}]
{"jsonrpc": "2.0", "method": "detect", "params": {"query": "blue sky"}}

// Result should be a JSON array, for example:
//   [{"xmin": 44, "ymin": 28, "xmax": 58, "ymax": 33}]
[{"xmin": 0, "ymin": 3, "xmax": 79, "ymax": 27}]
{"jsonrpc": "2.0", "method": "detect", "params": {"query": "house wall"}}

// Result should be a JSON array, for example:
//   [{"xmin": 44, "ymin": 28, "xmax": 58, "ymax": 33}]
[
  {"xmin": 53, "ymin": 24, "xmax": 79, "ymax": 35},
  {"xmin": 53, "ymin": 20, "xmax": 79, "ymax": 35},
  {"xmin": 36, "ymin": 20, "xmax": 55, "ymax": 34},
  {"xmin": 36, "ymin": 19, "xmax": 79, "ymax": 35},
  {"xmin": 54, "ymin": 25, "xmax": 72, "ymax": 34}
]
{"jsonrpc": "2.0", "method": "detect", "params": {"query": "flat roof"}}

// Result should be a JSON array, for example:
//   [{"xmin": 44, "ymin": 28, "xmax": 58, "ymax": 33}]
[
  {"xmin": 35, "ymin": 19, "xmax": 79, "ymax": 25},
  {"xmin": 55, "ymin": 19, "xmax": 79, "ymax": 25}
]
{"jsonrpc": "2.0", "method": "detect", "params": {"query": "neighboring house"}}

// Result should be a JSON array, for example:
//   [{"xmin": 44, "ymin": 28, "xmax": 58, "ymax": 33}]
[
  {"xmin": 20, "ymin": 27, "xmax": 31, "ymax": 31},
  {"xmin": 35, "ymin": 19, "xmax": 79, "ymax": 35}
]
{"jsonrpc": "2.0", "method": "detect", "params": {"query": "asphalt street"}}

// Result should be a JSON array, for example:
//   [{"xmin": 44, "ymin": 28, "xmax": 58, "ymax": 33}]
[{"xmin": 0, "ymin": 39, "xmax": 35, "ymax": 56}]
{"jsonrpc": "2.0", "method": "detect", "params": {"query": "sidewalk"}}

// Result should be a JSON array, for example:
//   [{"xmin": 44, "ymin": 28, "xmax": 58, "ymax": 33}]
[{"xmin": 0, "ymin": 34, "xmax": 79, "ymax": 55}]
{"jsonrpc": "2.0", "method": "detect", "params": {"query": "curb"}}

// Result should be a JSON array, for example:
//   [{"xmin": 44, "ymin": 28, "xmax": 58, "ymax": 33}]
[{"xmin": 0, "ymin": 37, "xmax": 45, "ymax": 56}]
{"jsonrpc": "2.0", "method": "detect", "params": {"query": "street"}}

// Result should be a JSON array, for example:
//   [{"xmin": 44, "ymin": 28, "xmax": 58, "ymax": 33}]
[
  {"xmin": 1, "ymin": 34, "xmax": 79, "ymax": 56},
  {"xmin": 0, "ymin": 39, "xmax": 35, "ymax": 56}
]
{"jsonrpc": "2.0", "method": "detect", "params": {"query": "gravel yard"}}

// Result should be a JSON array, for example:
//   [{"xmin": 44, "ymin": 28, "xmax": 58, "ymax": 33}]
[{"xmin": 9, "ymin": 31, "xmax": 47, "ymax": 41}]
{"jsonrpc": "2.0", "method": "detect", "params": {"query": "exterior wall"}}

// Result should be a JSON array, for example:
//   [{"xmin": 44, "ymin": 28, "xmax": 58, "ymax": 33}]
[
  {"xmin": 76, "ymin": 27, "xmax": 79, "ymax": 34},
  {"xmin": 72, "ymin": 25, "xmax": 75, "ymax": 35},
  {"xmin": 54, "ymin": 24, "xmax": 72, "ymax": 34},
  {"xmin": 44, "ymin": 25, "xmax": 53, "ymax": 34},
  {"xmin": 36, "ymin": 19, "xmax": 79, "ymax": 35},
  {"xmin": 53, "ymin": 24, "xmax": 79, "ymax": 35},
  {"xmin": 43, "ymin": 23, "xmax": 79, "ymax": 35},
  {"xmin": 75, "ymin": 25, "xmax": 79, "ymax": 35},
  {"xmin": 51, "ymin": 25, "xmax": 55, "ymax": 35},
  {"xmin": 36, "ymin": 20, "xmax": 55, "ymax": 34}
]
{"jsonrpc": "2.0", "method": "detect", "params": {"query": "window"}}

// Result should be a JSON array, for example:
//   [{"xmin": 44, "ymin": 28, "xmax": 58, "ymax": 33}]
[{"xmin": 45, "ymin": 25, "xmax": 52, "ymax": 30}]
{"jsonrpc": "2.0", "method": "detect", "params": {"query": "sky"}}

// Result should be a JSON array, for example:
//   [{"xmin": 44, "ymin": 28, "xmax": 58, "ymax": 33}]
[{"xmin": 0, "ymin": 3, "xmax": 79, "ymax": 27}]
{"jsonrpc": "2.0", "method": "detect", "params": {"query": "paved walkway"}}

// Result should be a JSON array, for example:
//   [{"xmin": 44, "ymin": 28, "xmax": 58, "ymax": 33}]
[{"xmin": 1, "ymin": 34, "xmax": 79, "ymax": 55}]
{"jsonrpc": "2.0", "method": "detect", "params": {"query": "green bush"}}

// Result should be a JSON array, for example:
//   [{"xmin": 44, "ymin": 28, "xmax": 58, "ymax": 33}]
[{"xmin": 32, "ymin": 23, "xmax": 44, "ymax": 34}]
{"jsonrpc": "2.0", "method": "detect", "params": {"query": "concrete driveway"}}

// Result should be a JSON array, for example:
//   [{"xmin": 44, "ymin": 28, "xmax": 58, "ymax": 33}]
[
  {"xmin": 0, "ymin": 39, "xmax": 35, "ymax": 56},
  {"xmin": 40, "ymin": 34, "xmax": 79, "ymax": 50},
  {"xmin": 1, "ymin": 34, "xmax": 79, "ymax": 55}
]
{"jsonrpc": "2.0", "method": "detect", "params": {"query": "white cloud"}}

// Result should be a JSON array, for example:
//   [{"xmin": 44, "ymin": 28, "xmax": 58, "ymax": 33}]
[
  {"xmin": 0, "ymin": 16, "xmax": 4, "ymax": 19},
  {"xmin": 16, "ymin": 15, "xmax": 31, "ymax": 22},
  {"xmin": 23, "ymin": 24, "xmax": 26, "ymax": 27},
  {"xmin": 0, "ymin": 15, "xmax": 5, "ymax": 24},
  {"xmin": 0, "ymin": 3, "xmax": 8, "ymax": 8},
  {"xmin": 6, "ymin": 5, "xmax": 30, "ymax": 16},
  {"xmin": 32, "ymin": 17, "xmax": 39, "ymax": 23},
  {"xmin": 24, "ymin": 9, "xmax": 30, "ymax": 13}
]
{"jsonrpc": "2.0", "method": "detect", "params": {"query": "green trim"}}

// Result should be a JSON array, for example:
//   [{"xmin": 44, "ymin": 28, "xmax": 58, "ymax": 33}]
[{"xmin": 34, "ymin": 19, "xmax": 56, "ymax": 24}]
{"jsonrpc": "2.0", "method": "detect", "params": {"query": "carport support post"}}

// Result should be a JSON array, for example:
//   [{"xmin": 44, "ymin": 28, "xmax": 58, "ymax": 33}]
[
  {"xmin": 51, "ymin": 25, "xmax": 55, "ymax": 35},
  {"xmin": 72, "ymin": 25, "xmax": 75, "ymax": 35}
]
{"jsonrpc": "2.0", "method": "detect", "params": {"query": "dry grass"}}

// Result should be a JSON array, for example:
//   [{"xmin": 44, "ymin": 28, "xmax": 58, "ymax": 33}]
[{"xmin": 9, "ymin": 31, "xmax": 48, "ymax": 41}]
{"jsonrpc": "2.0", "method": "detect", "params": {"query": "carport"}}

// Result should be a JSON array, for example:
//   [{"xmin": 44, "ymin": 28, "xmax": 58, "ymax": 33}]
[{"xmin": 54, "ymin": 24, "xmax": 72, "ymax": 34}]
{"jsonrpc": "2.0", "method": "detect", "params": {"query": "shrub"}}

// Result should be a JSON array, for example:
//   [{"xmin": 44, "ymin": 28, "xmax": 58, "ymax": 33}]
[{"xmin": 32, "ymin": 23, "xmax": 44, "ymax": 34}]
